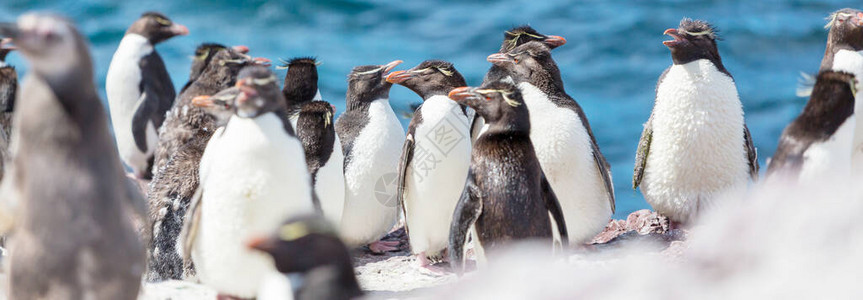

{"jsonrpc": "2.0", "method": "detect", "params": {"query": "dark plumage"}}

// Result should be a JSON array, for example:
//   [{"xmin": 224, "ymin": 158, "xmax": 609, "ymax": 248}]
[
  {"xmin": 297, "ymin": 101, "xmax": 336, "ymax": 184},
  {"xmin": 662, "ymin": 18, "xmax": 729, "ymax": 75},
  {"xmin": 766, "ymin": 71, "xmax": 857, "ymax": 179},
  {"xmin": 0, "ymin": 38, "xmax": 17, "ymax": 183},
  {"xmin": 447, "ymin": 82, "xmax": 567, "ymax": 275},
  {"xmin": 282, "ymin": 56, "xmax": 320, "ymax": 115}
]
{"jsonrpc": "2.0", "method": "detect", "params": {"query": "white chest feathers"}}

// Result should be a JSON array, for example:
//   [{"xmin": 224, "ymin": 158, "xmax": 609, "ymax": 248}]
[
  {"xmin": 340, "ymin": 99, "xmax": 405, "ymax": 247},
  {"xmin": 832, "ymin": 50, "xmax": 863, "ymax": 173},
  {"xmin": 106, "ymin": 33, "xmax": 156, "ymax": 174},
  {"xmin": 642, "ymin": 59, "xmax": 749, "ymax": 223},
  {"xmin": 194, "ymin": 113, "xmax": 314, "ymax": 297},
  {"xmin": 518, "ymin": 82, "xmax": 612, "ymax": 244},
  {"xmin": 403, "ymin": 95, "xmax": 471, "ymax": 255}
]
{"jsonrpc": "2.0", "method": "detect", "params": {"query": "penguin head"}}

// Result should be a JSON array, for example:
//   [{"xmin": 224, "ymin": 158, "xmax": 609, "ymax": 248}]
[
  {"xmin": 448, "ymin": 81, "xmax": 528, "ymax": 130},
  {"xmin": 128, "ymin": 12, "xmax": 188, "ymax": 44},
  {"xmin": 0, "ymin": 13, "xmax": 91, "ymax": 81},
  {"xmin": 188, "ymin": 43, "xmax": 227, "ymax": 82},
  {"xmin": 0, "ymin": 37, "xmax": 14, "ymax": 62},
  {"xmin": 386, "ymin": 59, "xmax": 466, "ymax": 99},
  {"xmin": 247, "ymin": 215, "xmax": 351, "ymax": 274},
  {"xmin": 501, "ymin": 25, "xmax": 566, "ymax": 53},
  {"xmin": 280, "ymin": 57, "xmax": 320, "ymax": 110},
  {"xmin": 487, "ymin": 41, "xmax": 562, "ymax": 88},
  {"xmin": 825, "ymin": 9, "xmax": 863, "ymax": 51},
  {"xmin": 196, "ymin": 45, "xmax": 270, "ymax": 90},
  {"xmin": 663, "ymin": 18, "xmax": 722, "ymax": 66},
  {"xmin": 234, "ymin": 65, "xmax": 284, "ymax": 118},
  {"xmin": 346, "ymin": 60, "xmax": 402, "ymax": 106},
  {"xmin": 191, "ymin": 86, "xmax": 238, "ymax": 127}
]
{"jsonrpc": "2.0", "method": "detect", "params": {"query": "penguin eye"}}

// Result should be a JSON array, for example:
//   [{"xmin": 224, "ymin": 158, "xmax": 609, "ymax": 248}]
[
  {"xmin": 513, "ymin": 58, "xmax": 519, "ymax": 63},
  {"xmin": 485, "ymin": 96, "xmax": 491, "ymax": 101}
]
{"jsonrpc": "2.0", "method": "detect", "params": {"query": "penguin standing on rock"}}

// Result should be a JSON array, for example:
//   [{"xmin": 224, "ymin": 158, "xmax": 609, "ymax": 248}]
[
  {"xmin": 296, "ymin": 101, "xmax": 345, "ymax": 225},
  {"xmin": 766, "ymin": 71, "xmax": 857, "ymax": 181},
  {"xmin": 386, "ymin": 60, "xmax": 471, "ymax": 267},
  {"xmin": 282, "ymin": 57, "xmax": 346, "ymax": 225},
  {"xmin": 106, "ymin": 12, "xmax": 188, "ymax": 180},
  {"xmin": 335, "ymin": 60, "xmax": 405, "ymax": 253},
  {"xmin": 0, "ymin": 13, "xmax": 145, "ymax": 299},
  {"xmin": 818, "ymin": 9, "xmax": 863, "ymax": 172},
  {"xmin": 146, "ymin": 45, "xmax": 264, "ymax": 281},
  {"xmin": 0, "ymin": 38, "xmax": 17, "ymax": 183},
  {"xmin": 472, "ymin": 26, "xmax": 566, "ymax": 141},
  {"xmin": 447, "ymin": 83, "xmax": 567, "ymax": 274},
  {"xmin": 488, "ymin": 41, "xmax": 615, "ymax": 246},
  {"xmin": 183, "ymin": 66, "xmax": 316, "ymax": 299},
  {"xmin": 633, "ymin": 18, "xmax": 758, "ymax": 226},
  {"xmin": 248, "ymin": 215, "xmax": 363, "ymax": 300}
]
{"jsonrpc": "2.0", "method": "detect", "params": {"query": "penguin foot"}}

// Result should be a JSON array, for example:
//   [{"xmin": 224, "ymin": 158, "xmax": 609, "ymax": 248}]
[
  {"xmin": 417, "ymin": 253, "xmax": 449, "ymax": 275},
  {"xmin": 368, "ymin": 240, "xmax": 400, "ymax": 253}
]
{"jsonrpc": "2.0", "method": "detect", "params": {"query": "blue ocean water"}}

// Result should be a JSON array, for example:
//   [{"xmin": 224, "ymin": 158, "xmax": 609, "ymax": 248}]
[{"xmin": 0, "ymin": 0, "xmax": 857, "ymax": 218}]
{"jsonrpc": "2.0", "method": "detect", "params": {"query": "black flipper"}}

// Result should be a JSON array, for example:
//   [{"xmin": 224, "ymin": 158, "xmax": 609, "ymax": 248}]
[
  {"xmin": 541, "ymin": 173, "xmax": 568, "ymax": 248},
  {"xmin": 448, "ymin": 170, "xmax": 481, "ymax": 276},
  {"xmin": 133, "ymin": 52, "xmax": 176, "ymax": 153},
  {"xmin": 396, "ymin": 133, "xmax": 415, "ymax": 237},
  {"xmin": 632, "ymin": 116, "xmax": 653, "ymax": 189},
  {"xmin": 744, "ymin": 124, "xmax": 759, "ymax": 181}
]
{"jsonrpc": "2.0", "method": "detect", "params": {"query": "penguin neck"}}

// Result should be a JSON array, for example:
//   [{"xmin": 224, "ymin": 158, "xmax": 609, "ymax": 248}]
[
  {"xmin": 518, "ymin": 69, "xmax": 566, "ymax": 99},
  {"xmin": 346, "ymin": 96, "xmax": 386, "ymax": 112},
  {"xmin": 821, "ymin": 31, "xmax": 863, "ymax": 71}
]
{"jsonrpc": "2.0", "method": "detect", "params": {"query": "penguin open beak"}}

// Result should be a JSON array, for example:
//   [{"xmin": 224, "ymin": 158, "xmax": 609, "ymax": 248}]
[
  {"xmin": 544, "ymin": 35, "xmax": 567, "ymax": 47},
  {"xmin": 170, "ymin": 23, "xmax": 189, "ymax": 36},
  {"xmin": 856, "ymin": 12, "xmax": 863, "ymax": 26},
  {"xmin": 385, "ymin": 70, "xmax": 413, "ymax": 84},
  {"xmin": 448, "ymin": 86, "xmax": 478, "ymax": 102},
  {"xmin": 487, "ymin": 53, "xmax": 515, "ymax": 65},
  {"xmin": 191, "ymin": 95, "xmax": 214, "ymax": 108},
  {"xmin": 247, "ymin": 236, "xmax": 278, "ymax": 253},
  {"xmin": 663, "ymin": 28, "xmax": 684, "ymax": 47},
  {"xmin": 383, "ymin": 60, "xmax": 403, "ymax": 74}
]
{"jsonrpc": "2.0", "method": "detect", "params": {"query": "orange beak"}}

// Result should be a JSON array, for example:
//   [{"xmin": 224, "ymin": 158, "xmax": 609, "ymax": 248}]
[
  {"xmin": 385, "ymin": 70, "xmax": 412, "ymax": 84},
  {"xmin": 191, "ymin": 95, "xmax": 213, "ymax": 107},
  {"xmin": 544, "ymin": 35, "xmax": 567, "ymax": 47},
  {"xmin": 448, "ymin": 86, "xmax": 474, "ymax": 102}
]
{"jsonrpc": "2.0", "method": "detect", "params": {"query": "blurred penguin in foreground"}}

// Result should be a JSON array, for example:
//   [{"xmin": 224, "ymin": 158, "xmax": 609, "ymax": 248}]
[
  {"xmin": 0, "ymin": 13, "xmax": 145, "ymax": 299},
  {"xmin": 249, "ymin": 215, "xmax": 362, "ymax": 300},
  {"xmin": 436, "ymin": 174, "xmax": 863, "ymax": 299}
]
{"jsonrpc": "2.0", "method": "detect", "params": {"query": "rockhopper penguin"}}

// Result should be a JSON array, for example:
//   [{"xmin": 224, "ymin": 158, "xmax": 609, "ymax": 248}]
[
  {"xmin": 296, "ymin": 101, "xmax": 345, "ymax": 225},
  {"xmin": 335, "ymin": 60, "xmax": 405, "ymax": 253},
  {"xmin": 766, "ymin": 71, "xmax": 857, "ymax": 182},
  {"xmin": 146, "ymin": 44, "xmax": 265, "ymax": 281},
  {"xmin": 818, "ymin": 9, "xmax": 863, "ymax": 173},
  {"xmin": 488, "ymin": 41, "xmax": 615, "ymax": 245},
  {"xmin": 183, "ymin": 66, "xmax": 317, "ymax": 298},
  {"xmin": 0, "ymin": 13, "xmax": 145, "ymax": 299},
  {"xmin": 633, "ymin": 18, "xmax": 759, "ymax": 226},
  {"xmin": 386, "ymin": 60, "xmax": 471, "ymax": 267},
  {"xmin": 472, "ymin": 25, "xmax": 566, "ymax": 141},
  {"xmin": 248, "ymin": 215, "xmax": 363, "ymax": 300},
  {"xmin": 106, "ymin": 12, "xmax": 188, "ymax": 180},
  {"xmin": 447, "ymin": 82, "xmax": 568, "ymax": 275},
  {"xmin": 282, "ymin": 57, "xmax": 345, "ymax": 226}
]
